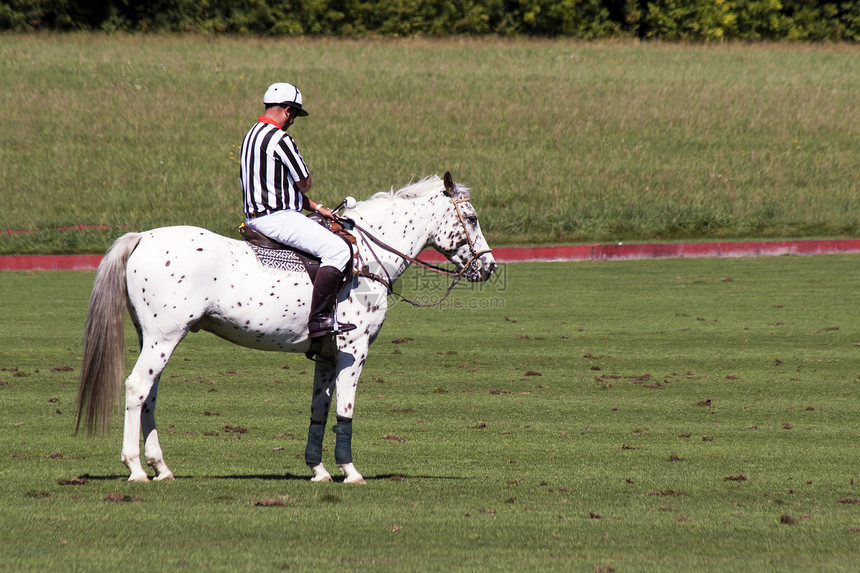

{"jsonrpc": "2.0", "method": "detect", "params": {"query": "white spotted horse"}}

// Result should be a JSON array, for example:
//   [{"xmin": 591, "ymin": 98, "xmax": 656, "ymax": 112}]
[{"xmin": 76, "ymin": 172, "xmax": 496, "ymax": 484}]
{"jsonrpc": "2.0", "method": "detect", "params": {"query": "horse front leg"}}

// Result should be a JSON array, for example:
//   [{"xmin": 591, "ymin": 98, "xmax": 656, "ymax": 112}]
[
  {"xmin": 332, "ymin": 352, "xmax": 367, "ymax": 484},
  {"xmin": 304, "ymin": 341, "xmax": 367, "ymax": 484},
  {"xmin": 333, "ymin": 417, "xmax": 364, "ymax": 484},
  {"xmin": 305, "ymin": 358, "xmax": 337, "ymax": 482},
  {"xmin": 333, "ymin": 339, "xmax": 368, "ymax": 484}
]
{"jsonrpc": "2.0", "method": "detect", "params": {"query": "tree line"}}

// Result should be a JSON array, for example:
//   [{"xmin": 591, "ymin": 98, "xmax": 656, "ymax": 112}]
[{"xmin": 2, "ymin": 0, "xmax": 859, "ymax": 40}]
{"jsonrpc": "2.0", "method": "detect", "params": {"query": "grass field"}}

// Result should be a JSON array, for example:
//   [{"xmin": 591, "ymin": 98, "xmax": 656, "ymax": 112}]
[
  {"xmin": 2, "ymin": 255, "xmax": 859, "ymax": 571},
  {"xmin": 1, "ymin": 34, "xmax": 859, "ymax": 254}
]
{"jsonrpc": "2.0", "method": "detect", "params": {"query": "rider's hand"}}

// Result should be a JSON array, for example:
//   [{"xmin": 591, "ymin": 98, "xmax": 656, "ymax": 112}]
[{"xmin": 315, "ymin": 205, "xmax": 338, "ymax": 220}]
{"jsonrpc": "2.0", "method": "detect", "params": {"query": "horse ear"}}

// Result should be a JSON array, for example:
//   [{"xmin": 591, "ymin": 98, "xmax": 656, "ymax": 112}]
[{"xmin": 443, "ymin": 171, "xmax": 455, "ymax": 197}]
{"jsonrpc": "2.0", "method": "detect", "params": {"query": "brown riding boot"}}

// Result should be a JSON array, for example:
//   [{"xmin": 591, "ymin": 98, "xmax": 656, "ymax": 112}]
[{"xmin": 308, "ymin": 266, "xmax": 356, "ymax": 339}]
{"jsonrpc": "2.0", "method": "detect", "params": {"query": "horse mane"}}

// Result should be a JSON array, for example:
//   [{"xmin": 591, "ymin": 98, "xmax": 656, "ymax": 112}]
[{"xmin": 366, "ymin": 174, "xmax": 471, "ymax": 203}]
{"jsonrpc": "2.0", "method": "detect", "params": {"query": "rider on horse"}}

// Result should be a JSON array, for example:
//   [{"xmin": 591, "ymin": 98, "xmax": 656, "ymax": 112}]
[{"xmin": 239, "ymin": 82, "xmax": 356, "ymax": 339}]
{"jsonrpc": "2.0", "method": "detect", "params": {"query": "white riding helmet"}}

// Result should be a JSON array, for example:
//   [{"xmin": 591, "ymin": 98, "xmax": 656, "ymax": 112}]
[{"xmin": 262, "ymin": 82, "xmax": 308, "ymax": 116}]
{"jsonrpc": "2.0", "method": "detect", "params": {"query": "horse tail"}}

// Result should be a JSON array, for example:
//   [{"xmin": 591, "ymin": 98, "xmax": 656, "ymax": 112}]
[{"xmin": 76, "ymin": 232, "xmax": 142, "ymax": 436}]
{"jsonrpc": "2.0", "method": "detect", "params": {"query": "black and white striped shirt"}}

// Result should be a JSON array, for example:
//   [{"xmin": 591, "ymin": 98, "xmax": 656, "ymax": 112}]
[{"xmin": 240, "ymin": 117, "xmax": 310, "ymax": 217}]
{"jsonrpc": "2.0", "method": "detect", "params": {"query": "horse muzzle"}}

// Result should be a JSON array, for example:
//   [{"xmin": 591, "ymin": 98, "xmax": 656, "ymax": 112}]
[{"xmin": 464, "ymin": 253, "xmax": 496, "ymax": 282}]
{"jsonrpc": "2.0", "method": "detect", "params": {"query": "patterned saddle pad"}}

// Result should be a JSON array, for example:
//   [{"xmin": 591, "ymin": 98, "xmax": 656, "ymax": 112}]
[{"xmin": 248, "ymin": 243, "xmax": 309, "ymax": 273}]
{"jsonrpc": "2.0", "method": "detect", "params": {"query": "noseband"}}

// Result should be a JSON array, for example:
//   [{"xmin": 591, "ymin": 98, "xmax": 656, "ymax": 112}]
[
  {"xmin": 348, "ymin": 194, "xmax": 492, "ymax": 307},
  {"xmin": 451, "ymin": 196, "xmax": 494, "ymax": 276}
]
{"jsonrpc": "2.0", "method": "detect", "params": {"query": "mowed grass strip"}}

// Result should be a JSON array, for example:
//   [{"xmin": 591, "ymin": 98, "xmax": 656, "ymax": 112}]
[
  {"xmin": 1, "ymin": 255, "xmax": 859, "ymax": 571},
  {"xmin": 1, "ymin": 35, "xmax": 859, "ymax": 255}
]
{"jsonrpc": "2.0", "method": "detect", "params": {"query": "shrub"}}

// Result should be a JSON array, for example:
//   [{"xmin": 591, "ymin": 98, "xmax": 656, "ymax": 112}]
[{"xmin": 1, "ymin": 0, "xmax": 859, "ymax": 40}]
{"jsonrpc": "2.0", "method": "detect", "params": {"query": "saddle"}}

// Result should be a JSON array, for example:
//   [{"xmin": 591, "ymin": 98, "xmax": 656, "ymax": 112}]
[{"xmin": 239, "ymin": 214, "xmax": 358, "ymax": 283}]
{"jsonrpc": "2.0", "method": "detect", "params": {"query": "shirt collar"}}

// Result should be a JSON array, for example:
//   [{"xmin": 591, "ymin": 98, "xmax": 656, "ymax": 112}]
[{"xmin": 257, "ymin": 115, "xmax": 282, "ymax": 129}]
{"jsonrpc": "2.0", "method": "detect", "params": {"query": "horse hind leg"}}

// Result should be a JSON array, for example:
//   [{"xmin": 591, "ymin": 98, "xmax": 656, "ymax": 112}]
[
  {"xmin": 122, "ymin": 336, "xmax": 181, "ymax": 482},
  {"xmin": 141, "ymin": 375, "xmax": 173, "ymax": 481}
]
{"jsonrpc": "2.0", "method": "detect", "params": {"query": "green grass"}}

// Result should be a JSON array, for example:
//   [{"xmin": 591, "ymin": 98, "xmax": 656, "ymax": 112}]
[
  {"xmin": 1, "ymin": 34, "xmax": 859, "ymax": 254},
  {"xmin": 2, "ymin": 255, "xmax": 860, "ymax": 571}
]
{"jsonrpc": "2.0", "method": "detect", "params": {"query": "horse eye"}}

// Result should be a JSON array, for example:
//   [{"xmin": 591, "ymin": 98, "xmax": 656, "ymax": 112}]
[{"xmin": 466, "ymin": 215, "xmax": 478, "ymax": 226}]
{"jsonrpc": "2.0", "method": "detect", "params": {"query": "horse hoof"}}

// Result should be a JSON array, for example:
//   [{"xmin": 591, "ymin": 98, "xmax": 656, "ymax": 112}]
[
  {"xmin": 308, "ymin": 462, "xmax": 332, "ymax": 482},
  {"xmin": 338, "ymin": 463, "xmax": 366, "ymax": 484},
  {"xmin": 128, "ymin": 474, "xmax": 150, "ymax": 483},
  {"xmin": 154, "ymin": 472, "xmax": 175, "ymax": 482}
]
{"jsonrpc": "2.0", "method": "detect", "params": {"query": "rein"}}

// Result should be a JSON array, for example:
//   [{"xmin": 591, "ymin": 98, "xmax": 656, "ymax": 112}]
[{"xmin": 347, "ymin": 196, "xmax": 492, "ymax": 308}]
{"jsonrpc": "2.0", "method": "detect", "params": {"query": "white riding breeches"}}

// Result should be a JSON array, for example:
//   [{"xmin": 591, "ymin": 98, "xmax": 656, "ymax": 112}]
[{"xmin": 246, "ymin": 209, "xmax": 351, "ymax": 271}]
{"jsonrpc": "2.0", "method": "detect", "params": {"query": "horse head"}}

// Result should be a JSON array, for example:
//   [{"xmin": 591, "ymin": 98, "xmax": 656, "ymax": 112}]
[{"xmin": 430, "ymin": 172, "xmax": 497, "ymax": 282}]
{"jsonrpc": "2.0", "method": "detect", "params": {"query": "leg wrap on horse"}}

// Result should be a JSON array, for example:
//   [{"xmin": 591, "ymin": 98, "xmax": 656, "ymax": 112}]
[
  {"xmin": 305, "ymin": 419, "xmax": 326, "ymax": 466},
  {"xmin": 332, "ymin": 416, "xmax": 353, "ymax": 465}
]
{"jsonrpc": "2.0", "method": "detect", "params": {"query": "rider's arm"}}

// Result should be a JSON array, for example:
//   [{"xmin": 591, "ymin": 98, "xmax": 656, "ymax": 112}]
[
  {"xmin": 296, "ymin": 174, "xmax": 312, "ymax": 196},
  {"xmin": 299, "ymin": 176, "xmax": 336, "ymax": 219},
  {"xmin": 297, "ymin": 175, "xmax": 318, "ymax": 211}
]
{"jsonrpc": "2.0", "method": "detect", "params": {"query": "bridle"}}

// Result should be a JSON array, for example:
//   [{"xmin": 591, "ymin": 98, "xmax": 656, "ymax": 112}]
[{"xmin": 346, "ymin": 194, "xmax": 492, "ymax": 308}]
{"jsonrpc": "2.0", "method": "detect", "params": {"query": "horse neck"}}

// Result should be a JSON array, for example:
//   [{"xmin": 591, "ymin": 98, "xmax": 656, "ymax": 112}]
[{"xmin": 352, "ymin": 193, "xmax": 440, "ymax": 281}]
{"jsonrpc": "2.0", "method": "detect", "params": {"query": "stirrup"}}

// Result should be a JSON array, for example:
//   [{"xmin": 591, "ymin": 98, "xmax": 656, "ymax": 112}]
[
  {"xmin": 331, "ymin": 322, "xmax": 357, "ymax": 335},
  {"xmin": 308, "ymin": 317, "xmax": 356, "ymax": 339}
]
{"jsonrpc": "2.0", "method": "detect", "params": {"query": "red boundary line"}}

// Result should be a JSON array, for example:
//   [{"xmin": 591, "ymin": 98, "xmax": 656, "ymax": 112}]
[
  {"xmin": 419, "ymin": 239, "xmax": 860, "ymax": 263},
  {"xmin": 0, "ymin": 254, "xmax": 105, "ymax": 271},
  {"xmin": 2, "ymin": 239, "xmax": 859, "ymax": 270}
]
